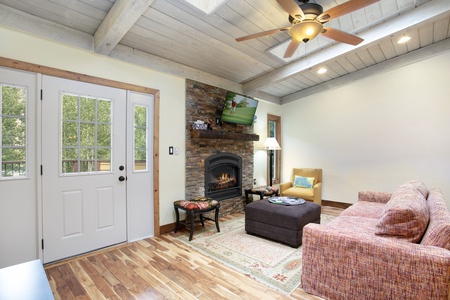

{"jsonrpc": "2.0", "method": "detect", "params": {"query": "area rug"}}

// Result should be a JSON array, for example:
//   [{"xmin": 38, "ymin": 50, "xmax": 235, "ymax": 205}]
[{"xmin": 174, "ymin": 213, "xmax": 335, "ymax": 295}]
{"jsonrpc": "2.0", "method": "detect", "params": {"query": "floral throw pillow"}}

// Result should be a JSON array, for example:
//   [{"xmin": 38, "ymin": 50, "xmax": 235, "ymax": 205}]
[{"xmin": 293, "ymin": 175, "xmax": 314, "ymax": 188}]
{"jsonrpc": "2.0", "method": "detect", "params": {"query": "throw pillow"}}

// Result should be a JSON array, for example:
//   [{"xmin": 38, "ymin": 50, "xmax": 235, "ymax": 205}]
[
  {"xmin": 375, "ymin": 183, "xmax": 429, "ymax": 243},
  {"xmin": 293, "ymin": 175, "xmax": 314, "ymax": 188},
  {"xmin": 406, "ymin": 180, "xmax": 429, "ymax": 199},
  {"xmin": 420, "ymin": 188, "xmax": 450, "ymax": 250}
]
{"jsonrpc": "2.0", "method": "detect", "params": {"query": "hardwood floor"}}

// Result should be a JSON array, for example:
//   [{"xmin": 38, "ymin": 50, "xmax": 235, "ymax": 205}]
[{"xmin": 44, "ymin": 206, "xmax": 343, "ymax": 300}]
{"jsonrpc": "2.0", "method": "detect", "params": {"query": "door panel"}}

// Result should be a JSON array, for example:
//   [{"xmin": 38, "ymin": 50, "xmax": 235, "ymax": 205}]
[
  {"xmin": 127, "ymin": 91, "xmax": 154, "ymax": 241},
  {"xmin": 42, "ymin": 76, "xmax": 127, "ymax": 263},
  {"xmin": 0, "ymin": 67, "xmax": 37, "ymax": 268}
]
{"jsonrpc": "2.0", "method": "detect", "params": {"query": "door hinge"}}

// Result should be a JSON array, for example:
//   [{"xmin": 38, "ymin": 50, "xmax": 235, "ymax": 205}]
[
  {"xmin": 41, "ymin": 239, "xmax": 44, "ymax": 250},
  {"xmin": 40, "ymin": 165, "xmax": 43, "ymax": 175},
  {"xmin": 40, "ymin": 89, "xmax": 43, "ymax": 101}
]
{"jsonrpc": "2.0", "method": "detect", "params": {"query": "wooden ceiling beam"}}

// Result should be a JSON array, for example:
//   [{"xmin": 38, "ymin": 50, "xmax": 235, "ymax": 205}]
[{"xmin": 94, "ymin": 0, "xmax": 155, "ymax": 55}]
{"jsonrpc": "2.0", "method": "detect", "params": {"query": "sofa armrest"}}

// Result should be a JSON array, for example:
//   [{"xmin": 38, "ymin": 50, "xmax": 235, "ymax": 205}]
[
  {"xmin": 358, "ymin": 190, "xmax": 392, "ymax": 204},
  {"xmin": 279, "ymin": 181, "xmax": 292, "ymax": 193},
  {"xmin": 301, "ymin": 223, "xmax": 450, "ymax": 300}
]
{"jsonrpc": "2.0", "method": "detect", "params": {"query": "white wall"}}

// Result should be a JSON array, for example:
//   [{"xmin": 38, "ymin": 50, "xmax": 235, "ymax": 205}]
[
  {"xmin": 281, "ymin": 50, "xmax": 450, "ymax": 206},
  {"xmin": 0, "ymin": 27, "xmax": 186, "ymax": 229},
  {"xmin": 253, "ymin": 100, "xmax": 282, "ymax": 186}
]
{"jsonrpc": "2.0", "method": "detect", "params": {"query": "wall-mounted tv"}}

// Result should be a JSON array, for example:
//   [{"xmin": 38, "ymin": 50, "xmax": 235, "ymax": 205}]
[{"xmin": 220, "ymin": 92, "xmax": 259, "ymax": 126}]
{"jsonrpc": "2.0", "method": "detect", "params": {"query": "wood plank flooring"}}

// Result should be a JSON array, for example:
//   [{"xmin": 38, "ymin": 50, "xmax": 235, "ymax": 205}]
[{"xmin": 44, "ymin": 206, "xmax": 343, "ymax": 300}]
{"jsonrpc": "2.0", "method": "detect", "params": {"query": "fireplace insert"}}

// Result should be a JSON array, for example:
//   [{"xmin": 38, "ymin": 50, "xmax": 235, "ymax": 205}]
[{"xmin": 204, "ymin": 152, "xmax": 242, "ymax": 200}]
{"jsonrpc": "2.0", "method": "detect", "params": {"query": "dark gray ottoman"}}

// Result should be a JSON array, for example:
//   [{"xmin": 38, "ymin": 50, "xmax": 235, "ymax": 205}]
[{"xmin": 245, "ymin": 199, "xmax": 321, "ymax": 247}]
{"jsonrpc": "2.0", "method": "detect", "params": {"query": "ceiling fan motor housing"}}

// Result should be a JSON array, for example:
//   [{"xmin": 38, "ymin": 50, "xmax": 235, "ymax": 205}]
[{"xmin": 289, "ymin": 3, "xmax": 323, "ymax": 24}]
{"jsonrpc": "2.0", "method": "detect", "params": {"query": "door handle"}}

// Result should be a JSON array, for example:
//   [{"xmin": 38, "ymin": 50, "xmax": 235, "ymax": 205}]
[{"xmin": 119, "ymin": 176, "xmax": 126, "ymax": 182}]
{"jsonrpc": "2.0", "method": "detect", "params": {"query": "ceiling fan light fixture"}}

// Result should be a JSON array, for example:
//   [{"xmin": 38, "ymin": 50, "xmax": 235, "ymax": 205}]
[{"xmin": 289, "ymin": 21, "xmax": 323, "ymax": 42}]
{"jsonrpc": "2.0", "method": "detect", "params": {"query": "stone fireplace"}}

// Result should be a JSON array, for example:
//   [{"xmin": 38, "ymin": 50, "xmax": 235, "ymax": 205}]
[
  {"xmin": 185, "ymin": 79, "xmax": 257, "ymax": 216},
  {"xmin": 204, "ymin": 152, "xmax": 242, "ymax": 200}
]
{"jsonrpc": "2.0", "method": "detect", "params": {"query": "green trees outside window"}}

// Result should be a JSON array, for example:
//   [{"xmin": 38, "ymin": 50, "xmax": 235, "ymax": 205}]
[
  {"xmin": 1, "ymin": 85, "xmax": 27, "ymax": 178},
  {"xmin": 134, "ymin": 105, "xmax": 148, "ymax": 171},
  {"xmin": 61, "ymin": 93, "xmax": 112, "ymax": 173}
]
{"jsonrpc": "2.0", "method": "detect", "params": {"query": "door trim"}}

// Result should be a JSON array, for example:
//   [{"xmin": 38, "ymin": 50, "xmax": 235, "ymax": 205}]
[{"xmin": 0, "ymin": 57, "xmax": 161, "ymax": 238}]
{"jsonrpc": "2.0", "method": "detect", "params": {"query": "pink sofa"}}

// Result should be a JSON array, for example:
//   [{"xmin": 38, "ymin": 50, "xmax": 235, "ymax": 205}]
[{"xmin": 301, "ymin": 181, "xmax": 450, "ymax": 300}]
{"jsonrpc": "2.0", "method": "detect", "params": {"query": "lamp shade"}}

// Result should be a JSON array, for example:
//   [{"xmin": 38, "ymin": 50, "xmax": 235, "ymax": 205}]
[
  {"xmin": 289, "ymin": 20, "xmax": 323, "ymax": 42},
  {"xmin": 262, "ymin": 137, "xmax": 281, "ymax": 150}
]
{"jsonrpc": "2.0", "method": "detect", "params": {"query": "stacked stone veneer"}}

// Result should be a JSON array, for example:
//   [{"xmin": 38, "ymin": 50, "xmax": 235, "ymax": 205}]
[{"xmin": 185, "ymin": 79, "xmax": 255, "ymax": 216}]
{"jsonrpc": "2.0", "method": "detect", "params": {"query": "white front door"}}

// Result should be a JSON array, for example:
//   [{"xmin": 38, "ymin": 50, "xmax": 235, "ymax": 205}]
[{"xmin": 42, "ymin": 76, "xmax": 127, "ymax": 263}]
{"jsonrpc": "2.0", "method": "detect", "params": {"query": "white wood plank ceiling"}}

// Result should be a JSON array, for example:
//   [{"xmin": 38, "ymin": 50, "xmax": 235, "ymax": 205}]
[{"xmin": 1, "ymin": 0, "xmax": 450, "ymax": 104}]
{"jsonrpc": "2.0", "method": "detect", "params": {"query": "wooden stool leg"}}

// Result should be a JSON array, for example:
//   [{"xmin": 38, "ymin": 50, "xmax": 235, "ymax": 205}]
[
  {"xmin": 199, "ymin": 213, "xmax": 205, "ymax": 227},
  {"xmin": 189, "ymin": 210, "xmax": 195, "ymax": 241},
  {"xmin": 214, "ymin": 206, "xmax": 220, "ymax": 232},
  {"xmin": 174, "ymin": 206, "xmax": 180, "ymax": 233}
]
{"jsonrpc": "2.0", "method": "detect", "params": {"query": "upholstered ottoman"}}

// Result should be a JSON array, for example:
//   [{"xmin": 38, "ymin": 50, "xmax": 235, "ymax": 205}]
[{"xmin": 245, "ymin": 199, "xmax": 321, "ymax": 247}]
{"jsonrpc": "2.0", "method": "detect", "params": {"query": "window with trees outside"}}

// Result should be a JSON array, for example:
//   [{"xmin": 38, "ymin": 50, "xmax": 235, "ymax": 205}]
[
  {"xmin": 1, "ymin": 85, "xmax": 27, "ymax": 178},
  {"xmin": 61, "ymin": 93, "xmax": 112, "ymax": 174},
  {"xmin": 133, "ymin": 105, "xmax": 148, "ymax": 172},
  {"xmin": 267, "ymin": 114, "xmax": 281, "ymax": 185}
]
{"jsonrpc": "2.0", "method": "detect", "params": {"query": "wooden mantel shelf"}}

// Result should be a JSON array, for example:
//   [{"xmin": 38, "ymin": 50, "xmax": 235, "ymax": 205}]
[{"xmin": 190, "ymin": 129, "xmax": 259, "ymax": 141}]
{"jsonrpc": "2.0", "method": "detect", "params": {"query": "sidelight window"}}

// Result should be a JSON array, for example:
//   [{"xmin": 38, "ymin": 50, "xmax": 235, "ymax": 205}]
[
  {"xmin": 133, "ymin": 104, "xmax": 149, "ymax": 172},
  {"xmin": 1, "ymin": 85, "xmax": 27, "ymax": 178}
]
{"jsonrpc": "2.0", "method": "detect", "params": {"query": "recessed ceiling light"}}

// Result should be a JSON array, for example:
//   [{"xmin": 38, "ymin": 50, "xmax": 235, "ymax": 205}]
[
  {"xmin": 398, "ymin": 36, "xmax": 411, "ymax": 44},
  {"xmin": 317, "ymin": 68, "xmax": 327, "ymax": 74}
]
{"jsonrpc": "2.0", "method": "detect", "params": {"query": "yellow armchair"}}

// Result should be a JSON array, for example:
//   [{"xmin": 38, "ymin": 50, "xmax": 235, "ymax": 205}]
[{"xmin": 280, "ymin": 168, "xmax": 322, "ymax": 205}]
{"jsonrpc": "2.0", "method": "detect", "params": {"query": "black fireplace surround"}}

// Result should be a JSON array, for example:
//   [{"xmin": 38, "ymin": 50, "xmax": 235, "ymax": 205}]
[{"xmin": 204, "ymin": 152, "xmax": 242, "ymax": 200}]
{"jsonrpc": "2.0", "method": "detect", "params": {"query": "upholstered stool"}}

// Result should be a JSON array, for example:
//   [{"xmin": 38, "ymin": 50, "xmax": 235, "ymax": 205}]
[
  {"xmin": 244, "ymin": 186, "xmax": 279, "ymax": 204},
  {"xmin": 173, "ymin": 197, "xmax": 220, "ymax": 241},
  {"xmin": 245, "ymin": 199, "xmax": 321, "ymax": 247}
]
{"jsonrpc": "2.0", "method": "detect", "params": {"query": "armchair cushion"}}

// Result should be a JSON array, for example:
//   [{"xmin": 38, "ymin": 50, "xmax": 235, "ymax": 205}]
[{"xmin": 293, "ymin": 175, "xmax": 314, "ymax": 188}]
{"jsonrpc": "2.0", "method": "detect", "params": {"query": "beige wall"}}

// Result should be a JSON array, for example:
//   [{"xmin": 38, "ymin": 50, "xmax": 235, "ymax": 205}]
[
  {"xmin": 0, "ymin": 26, "xmax": 186, "ymax": 227},
  {"xmin": 281, "ymin": 50, "xmax": 450, "ymax": 206}
]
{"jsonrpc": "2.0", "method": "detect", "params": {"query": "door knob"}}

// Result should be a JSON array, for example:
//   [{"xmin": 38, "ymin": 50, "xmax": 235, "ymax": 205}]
[
  {"xmin": 119, "ymin": 165, "xmax": 124, "ymax": 171},
  {"xmin": 119, "ymin": 176, "xmax": 126, "ymax": 182}
]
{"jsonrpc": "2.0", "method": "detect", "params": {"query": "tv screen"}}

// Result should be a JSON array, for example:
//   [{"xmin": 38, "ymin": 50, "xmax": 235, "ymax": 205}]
[{"xmin": 220, "ymin": 92, "xmax": 258, "ymax": 126}]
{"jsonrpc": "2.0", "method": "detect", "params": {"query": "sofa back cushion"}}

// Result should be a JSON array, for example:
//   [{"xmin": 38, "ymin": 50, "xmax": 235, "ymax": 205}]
[
  {"xmin": 375, "ymin": 183, "xmax": 429, "ymax": 243},
  {"xmin": 420, "ymin": 188, "xmax": 450, "ymax": 250}
]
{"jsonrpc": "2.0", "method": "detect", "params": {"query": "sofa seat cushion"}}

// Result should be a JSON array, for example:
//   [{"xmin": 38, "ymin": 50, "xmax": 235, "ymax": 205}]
[
  {"xmin": 376, "ymin": 183, "xmax": 429, "ymax": 243},
  {"xmin": 421, "ymin": 188, "xmax": 450, "ymax": 250},
  {"xmin": 281, "ymin": 187, "xmax": 313, "ymax": 201},
  {"xmin": 340, "ymin": 201, "xmax": 386, "ymax": 219}
]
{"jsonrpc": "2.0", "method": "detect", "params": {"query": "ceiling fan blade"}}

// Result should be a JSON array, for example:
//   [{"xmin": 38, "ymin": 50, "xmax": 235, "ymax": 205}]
[
  {"xmin": 235, "ymin": 28, "xmax": 288, "ymax": 42},
  {"xmin": 317, "ymin": 0, "xmax": 380, "ymax": 22},
  {"xmin": 283, "ymin": 39, "xmax": 301, "ymax": 58},
  {"xmin": 321, "ymin": 27, "xmax": 363, "ymax": 45},
  {"xmin": 277, "ymin": 0, "xmax": 304, "ymax": 21}
]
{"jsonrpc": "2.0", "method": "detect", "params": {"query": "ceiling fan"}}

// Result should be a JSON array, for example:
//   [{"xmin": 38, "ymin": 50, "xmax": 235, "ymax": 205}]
[{"xmin": 235, "ymin": 0, "xmax": 380, "ymax": 58}]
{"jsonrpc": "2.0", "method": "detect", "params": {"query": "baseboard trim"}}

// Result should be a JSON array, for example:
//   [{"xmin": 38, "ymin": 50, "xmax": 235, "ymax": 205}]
[
  {"xmin": 160, "ymin": 223, "xmax": 176, "ymax": 235},
  {"xmin": 322, "ymin": 200, "xmax": 352, "ymax": 209}
]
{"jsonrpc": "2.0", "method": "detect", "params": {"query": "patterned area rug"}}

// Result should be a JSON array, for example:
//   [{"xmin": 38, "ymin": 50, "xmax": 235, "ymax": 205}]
[{"xmin": 174, "ymin": 213, "xmax": 335, "ymax": 295}]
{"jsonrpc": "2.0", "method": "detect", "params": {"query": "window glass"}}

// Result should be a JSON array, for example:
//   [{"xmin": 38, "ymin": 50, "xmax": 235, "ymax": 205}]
[
  {"xmin": 134, "ymin": 105, "xmax": 148, "ymax": 171},
  {"xmin": 61, "ymin": 93, "xmax": 112, "ymax": 174},
  {"xmin": 1, "ymin": 85, "xmax": 27, "ymax": 178}
]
